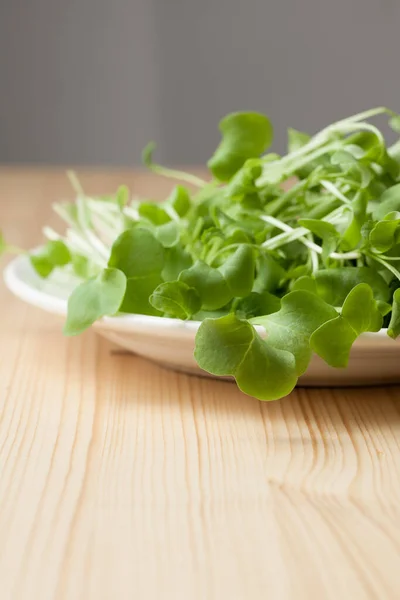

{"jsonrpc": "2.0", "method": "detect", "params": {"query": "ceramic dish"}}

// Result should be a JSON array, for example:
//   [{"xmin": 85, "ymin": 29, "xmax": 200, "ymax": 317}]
[{"xmin": 4, "ymin": 254, "xmax": 400, "ymax": 387}]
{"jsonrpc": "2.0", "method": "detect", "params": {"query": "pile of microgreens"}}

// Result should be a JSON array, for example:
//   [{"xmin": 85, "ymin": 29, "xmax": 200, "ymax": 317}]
[{"xmin": 5, "ymin": 106, "xmax": 400, "ymax": 400}]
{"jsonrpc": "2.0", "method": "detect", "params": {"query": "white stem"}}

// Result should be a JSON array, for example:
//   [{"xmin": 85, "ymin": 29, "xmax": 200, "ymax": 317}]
[
  {"xmin": 43, "ymin": 226, "xmax": 61, "ymax": 241},
  {"xmin": 261, "ymin": 215, "xmax": 293, "ymax": 233},
  {"xmin": 342, "ymin": 106, "xmax": 391, "ymax": 123},
  {"xmin": 76, "ymin": 197, "xmax": 110, "ymax": 259},
  {"xmin": 164, "ymin": 204, "xmax": 180, "ymax": 222},
  {"xmin": 261, "ymin": 215, "xmax": 360, "ymax": 260},
  {"xmin": 84, "ymin": 230, "xmax": 110, "ymax": 260},
  {"xmin": 151, "ymin": 166, "xmax": 207, "ymax": 188},
  {"xmin": 67, "ymin": 171, "xmax": 84, "ymax": 195},
  {"xmin": 378, "ymin": 255, "xmax": 400, "ymax": 261},
  {"xmin": 261, "ymin": 217, "xmax": 320, "ymax": 253},
  {"xmin": 123, "ymin": 206, "xmax": 140, "ymax": 220},
  {"xmin": 320, "ymin": 180, "xmax": 351, "ymax": 205},
  {"xmin": 87, "ymin": 198, "xmax": 122, "ymax": 216},
  {"xmin": 309, "ymin": 236, "xmax": 319, "ymax": 273},
  {"xmin": 369, "ymin": 254, "xmax": 400, "ymax": 281},
  {"xmin": 334, "ymin": 121, "xmax": 385, "ymax": 147},
  {"xmin": 87, "ymin": 201, "xmax": 123, "ymax": 235},
  {"xmin": 65, "ymin": 230, "xmax": 105, "ymax": 266},
  {"xmin": 90, "ymin": 214, "xmax": 120, "ymax": 246},
  {"xmin": 259, "ymin": 108, "xmax": 390, "ymax": 186},
  {"xmin": 330, "ymin": 251, "xmax": 360, "ymax": 260}
]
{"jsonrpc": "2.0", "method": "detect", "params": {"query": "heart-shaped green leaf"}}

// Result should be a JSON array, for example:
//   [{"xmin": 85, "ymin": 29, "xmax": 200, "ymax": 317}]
[
  {"xmin": 195, "ymin": 314, "xmax": 297, "ymax": 401},
  {"xmin": 310, "ymin": 284, "xmax": 382, "ymax": 367},
  {"xmin": 208, "ymin": 112, "xmax": 273, "ymax": 181},
  {"xmin": 64, "ymin": 268, "xmax": 127, "ymax": 335},
  {"xmin": 150, "ymin": 281, "xmax": 201, "ymax": 319}
]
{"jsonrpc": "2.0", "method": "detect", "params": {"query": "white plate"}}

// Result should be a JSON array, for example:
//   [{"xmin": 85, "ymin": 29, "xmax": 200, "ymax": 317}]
[{"xmin": 4, "ymin": 254, "xmax": 400, "ymax": 387}]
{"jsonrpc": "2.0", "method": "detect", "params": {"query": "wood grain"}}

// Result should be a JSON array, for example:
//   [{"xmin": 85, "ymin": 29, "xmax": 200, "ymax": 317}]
[{"xmin": 0, "ymin": 168, "xmax": 400, "ymax": 600}]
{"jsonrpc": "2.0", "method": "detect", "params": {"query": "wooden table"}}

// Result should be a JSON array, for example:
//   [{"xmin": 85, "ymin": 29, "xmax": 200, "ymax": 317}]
[{"xmin": 1, "ymin": 168, "xmax": 400, "ymax": 600}]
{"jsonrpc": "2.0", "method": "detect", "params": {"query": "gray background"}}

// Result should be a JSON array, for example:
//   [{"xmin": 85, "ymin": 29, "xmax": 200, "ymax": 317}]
[{"xmin": 1, "ymin": 0, "xmax": 399, "ymax": 166}]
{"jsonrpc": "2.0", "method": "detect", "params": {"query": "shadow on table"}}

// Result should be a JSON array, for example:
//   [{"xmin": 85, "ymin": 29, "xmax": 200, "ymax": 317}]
[{"xmin": 109, "ymin": 350, "xmax": 400, "ymax": 440}]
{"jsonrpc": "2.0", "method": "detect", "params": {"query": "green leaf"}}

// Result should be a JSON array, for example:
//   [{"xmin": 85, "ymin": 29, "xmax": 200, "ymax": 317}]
[
  {"xmin": 377, "ymin": 301, "xmax": 392, "ymax": 317},
  {"xmin": 373, "ymin": 183, "xmax": 400, "ymax": 221},
  {"xmin": 71, "ymin": 254, "xmax": 100, "ymax": 279},
  {"xmin": 341, "ymin": 190, "xmax": 367, "ymax": 251},
  {"xmin": 208, "ymin": 112, "xmax": 273, "ymax": 181},
  {"xmin": 347, "ymin": 131, "xmax": 388, "ymax": 170},
  {"xmin": 179, "ymin": 261, "xmax": 231, "ymax": 310},
  {"xmin": 369, "ymin": 212, "xmax": 400, "ymax": 253},
  {"xmin": 226, "ymin": 159, "xmax": 262, "ymax": 199},
  {"xmin": 291, "ymin": 276, "xmax": 318, "ymax": 294},
  {"xmin": 287, "ymin": 128, "xmax": 310, "ymax": 153},
  {"xmin": 311, "ymin": 318, "xmax": 358, "ymax": 369},
  {"xmin": 150, "ymin": 281, "xmax": 201, "ymax": 319},
  {"xmin": 166, "ymin": 185, "xmax": 191, "ymax": 217},
  {"xmin": 389, "ymin": 115, "xmax": 400, "ymax": 134},
  {"xmin": 194, "ymin": 314, "xmax": 297, "ymax": 401},
  {"xmin": 340, "ymin": 283, "xmax": 382, "ymax": 334},
  {"xmin": 218, "ymin": 244, "xmax": 255, "ymax": 297},
  {"xmin": 314, "ymin": 267, "xmax": 390, "ymax": 306},
  {"xmin": 120, "ymin": 275, "xmax": 163, "ymax": 315},
  {"xmin": 388, "ymin": 288, "xmax": 400, "ymax": 339},
  {"xmin": 298, "ymin": 218, "xmax": 339, "ymax": 259},
  {"xmin": 64, "ymin": 268, "xmax": 127, "ymax": 335},
  {"xmin": 179, "ymin": 245, "xmax": 255, "ymax": 310},
  {"xmin": 233, "ymin": 292, "xmax": 280, "ymax": 319},
  {"xmin": 310, "ymin": 284, "xmax": 382, "ymax": 367},
  {"xmin": 224, "ymin": 228, "xmax": 252, "ymax": 246},
  {"xmin": 138, "ymin": 202, "xmax": 171, "ymax": 225},
  {"xmin": 116, "ymin": 185, "xmax": 130, "ymax": 208},
  {"xmin": 253, "ymin": 253, "xmax": 285, "ymax": 294},
  {"xmin": 331, "ymin": 150, "xmax": 371, "ymax": 188},
  {"xmin": 108, "ymin": 228, "xmax": 164, "ymax": 278},
  {"xmin": 30, "ymin": 258, "xmax": 53, "ymax": 278},
  {"xmin": 252, "ymin": 290, "xmax": 337, "ymax": 375},
  {"xmin": 162, "ymin": 245, "xmax": 193, "ymax": 282},
  {"xmin": 154, "ymin": 221, "xmax": 180, "ymax": 248},
  {"xmin": 108, "ymin": 228, "xmax": 164, "ymax": 315},
  {"xmin": 298, "ymin": 219, "xmax": 339, "ymax": 241},
  {"xmin": 361, "ymin": 219, "xmax": 375, "ymax": 243},
  {"xmin": 331, "ymin": 149, "xmax": 358, "ymax": 167},
  {"xmin": 286, "ymin": 265, "xmax": 311, "ymax": 281},
  {"xmin": 30, "ymin": 240, "xmax": 71, "ymax": 278}
]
